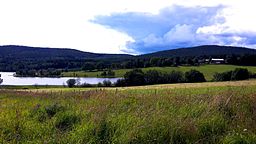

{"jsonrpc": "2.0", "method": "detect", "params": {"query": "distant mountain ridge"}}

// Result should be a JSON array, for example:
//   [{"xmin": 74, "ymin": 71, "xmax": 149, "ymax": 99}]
[
  {"xmin": 1, "ymin": 45, "xmax": 256, "ymax": 60},
  {"xmin": 140, "ymin": 45, "xmax": 256, "ymax": 58},
  {"xmin": 0, "ymin": 45, "xmax": 133, "ymax": 60}
]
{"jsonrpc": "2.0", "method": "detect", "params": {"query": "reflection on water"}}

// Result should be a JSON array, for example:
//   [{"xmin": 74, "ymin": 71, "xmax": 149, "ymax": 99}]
[{"xmin": 0, "ymin": 72, "xmax": 120, "ymax": 86}]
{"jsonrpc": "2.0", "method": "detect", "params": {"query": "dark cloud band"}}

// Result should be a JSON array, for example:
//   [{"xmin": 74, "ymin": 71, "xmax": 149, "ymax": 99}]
[{"xmin": 93, "ymin": 5, "xmax": 254, "ymax": 54}]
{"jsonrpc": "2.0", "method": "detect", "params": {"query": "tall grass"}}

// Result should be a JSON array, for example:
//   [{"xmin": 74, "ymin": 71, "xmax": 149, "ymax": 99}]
[{"xmin": 0, "ymin": 86, "xmax": 256, "ymax": 143}]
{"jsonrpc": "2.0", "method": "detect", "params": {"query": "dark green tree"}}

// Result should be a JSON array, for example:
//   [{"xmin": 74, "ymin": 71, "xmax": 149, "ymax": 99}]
[
  {"xmin": 124, "ymin": 69, "xmax": 145, "ymax": 86},
  {"xmin": 66, "ymin": 79, "xmax": 76, "ymax": 88},
  {"xmin": 100, "ymin": 71, "xmax": 107, "ymax": 77},
  {"xmin": 107, "ymin": 69, "xmax": 115, "ymax": 77},
  {"xmin": 145, "ymin": 70, "xmax": 161, "ymax": 85},
  {"xmin": 231, "ymin": 68, "xmax": 249, "ymax": 80},
  {"xmin": 213, "ymin": 71, "xmax": 232, "ymax": 81},
  {"xmin": 185, "ymin": 70, "xmax": 206, "ymax": 83},
  {"xmin": 174, "ymin": 57, "xmax": 180, "ymax": 66},
  {"xmin": 103, "ymin": 80, "xmax": 112, "ymax": 87},
  {"xmin": 166, "ymin": 70, "xmax": 184, "ymax": 83},
  {"xmin": 96, "ymin": 62, "xmax": 105, "ymax": 70},
  {"xmin": 150, "ymin": 57, "xmax": 160, "ymax": 67},
  {"xmin": 114, "ymin": 79, "xmax": 126, "ymax": 87},
  {"xmin": 0, "ymin": 74, "xmax": 3, "ymax": 85},
  {"xmin": 82, "ymin": 62, "xmax": 95, "ymax": 71}
]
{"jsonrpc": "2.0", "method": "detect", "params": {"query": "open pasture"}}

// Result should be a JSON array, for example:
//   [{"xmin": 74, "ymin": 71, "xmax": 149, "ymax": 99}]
[{"xmin": 1, "ymin": 80, "xmax": 256, "ymax": 143}]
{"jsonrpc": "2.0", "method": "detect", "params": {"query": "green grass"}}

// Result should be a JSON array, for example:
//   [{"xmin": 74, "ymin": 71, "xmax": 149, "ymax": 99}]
[
  {"xmin": 1, "ymin": 81, "xmax": 256, "ymax": 143},
  {"xmin": 61, "ymin": 64, "xmax": 256, "ymax": 80}
]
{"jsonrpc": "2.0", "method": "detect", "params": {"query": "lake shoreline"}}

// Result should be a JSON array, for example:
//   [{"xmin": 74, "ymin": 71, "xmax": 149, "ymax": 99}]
[{"xmin": 0, "ymin": 72, "xmax": 121, "ymax": 86}]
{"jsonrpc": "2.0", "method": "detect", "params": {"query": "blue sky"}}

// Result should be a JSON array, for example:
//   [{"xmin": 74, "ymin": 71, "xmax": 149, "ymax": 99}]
[
  {"xmin": 92, "ymin": 5, "xmax": 226, "ymax": 53},
  {"xmin": 0, "ymin": 0, "xmax": 256, "ymax": 54}
]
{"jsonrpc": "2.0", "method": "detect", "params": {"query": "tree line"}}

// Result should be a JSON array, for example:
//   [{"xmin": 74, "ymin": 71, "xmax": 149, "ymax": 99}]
[
  {"xmin": 1, "ymin": 53, "xmax": 256, "ymax": 77},
  {"xmin": 65, "ymin": 68, "xmax": 254, "ymax": 88},
  {"xmin": 212, "ymin": 68, "xmax": 256, "ymax": 81},
  {"xmin": 66, "ymin": 69, "xmax": 207, "ymax": 87}
]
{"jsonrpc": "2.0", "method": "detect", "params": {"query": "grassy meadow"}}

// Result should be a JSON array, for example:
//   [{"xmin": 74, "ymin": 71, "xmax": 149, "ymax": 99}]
[
  {"xmin": 61, "ymin": 64, "xmax": 256, "ymax": 80},
  {"xmin": 1, "ymin": 80, "xmax": 256, "ymax": 143}
]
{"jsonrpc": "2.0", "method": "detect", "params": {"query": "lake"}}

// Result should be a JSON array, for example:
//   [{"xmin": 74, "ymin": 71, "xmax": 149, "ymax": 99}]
[{"xmin": 0, "ymin": 72, "xmax": 121, "ymax": 86}]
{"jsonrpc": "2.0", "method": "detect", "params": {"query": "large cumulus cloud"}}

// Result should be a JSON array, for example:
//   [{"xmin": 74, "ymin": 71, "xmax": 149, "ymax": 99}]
[{"xmin": 92, "ymin": 5, "xmax": 255, "ymax": 54}]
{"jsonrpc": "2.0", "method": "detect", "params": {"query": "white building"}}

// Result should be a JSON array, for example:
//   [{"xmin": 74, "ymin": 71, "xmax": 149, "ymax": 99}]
[{"xmin": 211, "ymin": 58, "xmax": 225, "ymax": 64}]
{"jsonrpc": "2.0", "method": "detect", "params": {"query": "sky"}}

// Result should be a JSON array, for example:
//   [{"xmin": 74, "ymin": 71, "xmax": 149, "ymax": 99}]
[{"xmin": 0, "ymin": 0, "xmax": 256, "ymax": 54}]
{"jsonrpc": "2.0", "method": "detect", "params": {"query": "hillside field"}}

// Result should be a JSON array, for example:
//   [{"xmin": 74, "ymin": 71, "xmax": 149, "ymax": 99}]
[
  {"xmin": 1, "ymin": 80, "xmax": 256, "ymax": 143},
  {"xmin": 61, "ymin": 65, "xmax": 256, "ymax": 80}
]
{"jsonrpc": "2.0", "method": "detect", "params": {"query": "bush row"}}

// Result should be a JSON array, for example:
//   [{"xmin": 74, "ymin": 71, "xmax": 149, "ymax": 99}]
[
  {"xmin": 66, "ymin": 68, "xmax": 255, "ymax": 87},
  {"xmin": 213, "ymin": 68, "xmax": 253, "ymax": 82},
  {"xmin": 66, "ymin": 69, "xmax": 206, "ymax": 87},
  {"xmin": 115, "ymin": 69, "xmax": 206, "ymax": 86}
]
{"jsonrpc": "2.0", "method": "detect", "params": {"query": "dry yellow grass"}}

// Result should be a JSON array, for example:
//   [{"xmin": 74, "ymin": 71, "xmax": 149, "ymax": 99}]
[
  {"xmin": 117, "ymin": 79, "xmax": 256, "ymax": 90},
  {"xmin": 13, "ymin": 79, "xmax": 256, "ymax": 93}
]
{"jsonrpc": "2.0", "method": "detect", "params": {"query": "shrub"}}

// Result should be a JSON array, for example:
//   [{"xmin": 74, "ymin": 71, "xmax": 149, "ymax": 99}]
[
  {"xmin": 213, "ymin": 71, "xmax": 232, "ymax": 81},
  {"xmin": 75, "ymin": 78, "xmax": 81, "ymax": 86},
  {"xmin": 30, "ymin": 103, "xmax": 65, "ymax": 122},
  {"xmin": 114, "ymin": 79, "xmax": 126, "ymax": 87},
  {"xmin": 144, "ymin": 70, "xmax": 161, "ymax": 85},
  {"xmin": 45, "ymin": 103, "xmax": 65, "ymax": 118},
  {"xmin": 124, "ymin": 69, "xmax": 145, "ymax": 86},
  {"xmin": 100, "ymin": 71, "xmax": 107, "ymax": 77},
  {"xmin": 81, "ymin": 82, "xmax": 93, "ymax": 87},
  {"xmin": 231, "ymin": 68, "xmax": 249, "ymax": 80},
  {"xmin": 213, "ymin": 68, "xmax": 250, "ymax": 82},
  {"xmin": 97, "ymin": 82, "xmax": 103, "ymax": 87},
  {"xmin": 55, "ymin": 112, "xmax": 80, "ymax": 131},
  {"xmin": 66, "ymin": 79, "xmax": 76, "ymax": 88},
  {"xmin": 118, "ymin": 69, "xmax": 185, "ymax": 86},
  {"xmin": 185, "ymin": 70, "xmax": 206, "ymax": 83},
  {"xmin": 103, "ymin": 80, "xmax": 112, "ymax": 87},
  {"xmin": 107, "ymin": 69, "xmax": 115, "ymax": 77},
  {"xmin": 165, "ymin": 70, "xmax": 184, "ymax": 83},
  {"xmin": 249, "ymin": 72, "xmax": 256, "ymax": 79},
  {"xmin": 30, "ymin": 105, "xmax": 48, "ymax": 122},
  {"xmin": 100, "ymin": 69, "xmax": 115, "ymax": 77}
]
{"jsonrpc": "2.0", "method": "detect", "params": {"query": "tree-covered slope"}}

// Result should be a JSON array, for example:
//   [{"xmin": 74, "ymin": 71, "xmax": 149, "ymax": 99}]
[
  {"xmin": 140, "ymin": 45, "xmax": 256, "ymax": 58},
  {"xmin": 1, "ymin": 45, "xmax": 256, "ymax": 73},
  {"xmin": 0, "ymin": 45, "xmax": 133, "ymax": 60},
  {"xmin": 1, "ymin": 45, "xmax": 255, "ymax": 60}
]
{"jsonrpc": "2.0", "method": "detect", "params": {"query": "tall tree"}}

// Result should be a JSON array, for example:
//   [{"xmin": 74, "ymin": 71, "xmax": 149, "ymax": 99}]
[
  {"xmin": 0, "ymin": 74, "xmax": 3, "ymax": 85},
  {"xmin": 124, "ymin": 69, "xmax": 145, "ymax": 86},
  {"xmin": 66, "ymin": 79, "xmax": 76, "ymax": 88},
  {"xmin": 185, "ymin": 70, "xmax": 206, "ymax": 83}
]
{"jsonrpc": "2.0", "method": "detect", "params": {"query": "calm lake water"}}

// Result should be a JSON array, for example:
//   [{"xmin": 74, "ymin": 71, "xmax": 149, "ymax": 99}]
[{"xmin": 0, "ymin": 72, "xmax": 121, "ymax": 86}]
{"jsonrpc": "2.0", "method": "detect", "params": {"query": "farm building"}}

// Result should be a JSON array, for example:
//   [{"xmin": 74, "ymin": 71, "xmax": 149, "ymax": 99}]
[
  {"xmin": 202, "ymin": 58, "xmax": 225, "ymax": 64},
  {"xmin": 210, "ymin": 58, "xmax": 225, "ymax": 64}
]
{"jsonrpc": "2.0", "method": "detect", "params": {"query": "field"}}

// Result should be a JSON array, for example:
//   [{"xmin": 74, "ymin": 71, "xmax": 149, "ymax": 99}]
[
  {"xmin": 61, "ymin": 65, "xmax": 256, "ymax": 80},
  {"xmin": 1, "ymin": 80, "xmax": 256, "ymax": 143}
]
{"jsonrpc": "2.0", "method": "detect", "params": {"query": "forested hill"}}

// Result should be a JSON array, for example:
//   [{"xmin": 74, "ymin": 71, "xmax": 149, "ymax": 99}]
[
  {"xmin": 1, "ymin": 45, "xmax": 256, "ymax": 60},
  {"xmin": 1, "ymin": 45, "xmax": 256, "ymax": 73},
  {"xmin": 140, "ymin": 45, "xmax": 256, "ymax": 58},
  {"xmin": 0, "ymin": 45, "xmax": 133, "ymax": 60}
]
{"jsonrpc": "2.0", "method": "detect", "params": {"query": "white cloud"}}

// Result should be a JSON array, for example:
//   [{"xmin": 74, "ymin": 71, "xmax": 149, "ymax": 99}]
[
  {"xmin": 164, "ymin": 24, "xmax": 195, "ymax": 43},
  {"xmin": 143, "ymin": 34, "xmax": 163, "ymax": 47},
  {"xmin": 0, "ymin": 0, "xmax": 256, "ymax": 54},
  {"xmin": 0, "ymin": 0, "xmax": 139, "ymax": 53}
]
